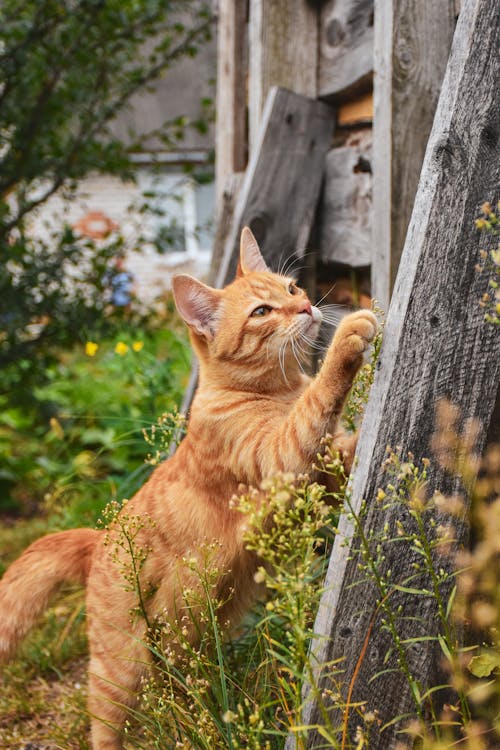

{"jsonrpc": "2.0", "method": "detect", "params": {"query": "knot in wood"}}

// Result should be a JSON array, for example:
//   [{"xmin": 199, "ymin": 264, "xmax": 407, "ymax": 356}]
[
  {"xmin": 480, "ymin": 124, "xmax": 499, "ymax": 151},
  {"xmin": 394, "ymin": 36, "xmax": 416, "ymax": 81},
  {"xmin": 433, "ymin": 132, "xmax": 465, "ymax": 172},
  {"xmin": 325, "ymin": 18, "xmax": 345, "ymax": 48}
]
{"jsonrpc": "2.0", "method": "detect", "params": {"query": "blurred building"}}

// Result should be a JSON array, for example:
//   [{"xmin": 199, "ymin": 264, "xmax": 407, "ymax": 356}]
[{"xmin": 30, "ymin": 36, "xmax": 217, "ymax": 302}]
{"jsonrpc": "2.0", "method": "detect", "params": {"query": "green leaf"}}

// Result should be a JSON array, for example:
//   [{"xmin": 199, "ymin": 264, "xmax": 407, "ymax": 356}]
[{"xmin": 468, "ymin": 650, "xmax": 500, "ymax": 678}]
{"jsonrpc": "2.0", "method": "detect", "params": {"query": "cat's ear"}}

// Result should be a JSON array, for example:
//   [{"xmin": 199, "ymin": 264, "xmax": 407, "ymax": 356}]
[
  {"xmin": 237, "ymin": 226, "xmax": 269, "ymax": 277},
  {"xmin": 172, "ymin": 275, "xmax": 221, "ymax": 340}
]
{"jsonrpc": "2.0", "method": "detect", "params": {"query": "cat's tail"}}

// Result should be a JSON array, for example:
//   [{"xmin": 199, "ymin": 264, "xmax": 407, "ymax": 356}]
[{"xmin": 0, "ymin": 528, "xmax": 100, "ymax": 662}]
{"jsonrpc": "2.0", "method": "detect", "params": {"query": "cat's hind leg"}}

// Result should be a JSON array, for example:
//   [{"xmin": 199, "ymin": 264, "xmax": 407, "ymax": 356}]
[{"xmin": 87, "ymin": 630, "xmax": 150, "ymax": 750}]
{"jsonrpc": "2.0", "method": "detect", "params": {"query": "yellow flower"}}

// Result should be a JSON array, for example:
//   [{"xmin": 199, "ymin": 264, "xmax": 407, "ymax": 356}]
[
  {"xmin": 114, "ymin": 341, "xmax": 129, "ymax": 356},
  {"xmin": 132, "ymin": 340, "xmax": 144, "ymax": 352},
  {"xmin": 49, "ymin": 417, "xmax": 64, "ymax": 439},
  {"xmin": 85, "ymin": 341, "xmax": 98, "ymax": 357}
]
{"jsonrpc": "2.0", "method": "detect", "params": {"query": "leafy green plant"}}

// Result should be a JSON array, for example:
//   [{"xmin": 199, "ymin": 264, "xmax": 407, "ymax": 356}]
[
  {"xmin": 0, "ymin": 320, "xmax": 190, "ymax": 521},
  {"xmin": 117, "ymin": 474, "xmax": 337, "ymax": 750},
  {"xmin": 0, "ymin": 0, "xmax": 214, "ymax": 395}
]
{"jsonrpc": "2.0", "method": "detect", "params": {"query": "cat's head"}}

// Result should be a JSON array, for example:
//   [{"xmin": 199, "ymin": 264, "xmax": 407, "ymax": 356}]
[{"xmin": 172, "ymin": 228, "xmax": 322, "ymax": 389}]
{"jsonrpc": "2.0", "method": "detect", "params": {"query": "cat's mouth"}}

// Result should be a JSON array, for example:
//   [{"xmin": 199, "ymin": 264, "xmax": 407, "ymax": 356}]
[
  {"xmin": 311, "ymin": 306, "xmax": 323, "ymax": 325},
  {"xmin": 304, "ymin": 305, "xmax": 322, "ymax": 337}
]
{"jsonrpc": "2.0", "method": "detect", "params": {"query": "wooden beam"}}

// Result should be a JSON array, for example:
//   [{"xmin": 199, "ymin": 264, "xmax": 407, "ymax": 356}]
[
  {"xmin": 248, "ymin": 0, "xmax": 318, "ymax": 156},
  {"xmin": 371, "ymin": 0, "xmax": 455, "ymax": 311},
  {"xmin": 216, "ymin": 87, "xmax": 334, "ymax": 288},
  {"xmin": 318, "ymin": 132, "xmax": 372, "ymax": 267},
  {"xmin": 296, "ymin": 0, "xmax": 500, "ymax": 745},
  {"xmin": 215, "ymin": 0, "xmax": 247, "ymax": 210},
  {"xmin": 208, "ymin": 172, "xmax": 244, "ymax": 286},
  {"xmin": 337, "ymin": 91, "xmax": 373, "ymax": 127},
  {"xmin": 318, "ymin": 0, "xmax": 374, "ymax": 101}
]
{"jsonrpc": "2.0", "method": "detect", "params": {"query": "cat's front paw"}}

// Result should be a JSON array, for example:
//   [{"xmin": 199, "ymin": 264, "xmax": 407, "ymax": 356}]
[{"xmin": 334, "ymin": 310, "xmax": 378, "ymax": 358}]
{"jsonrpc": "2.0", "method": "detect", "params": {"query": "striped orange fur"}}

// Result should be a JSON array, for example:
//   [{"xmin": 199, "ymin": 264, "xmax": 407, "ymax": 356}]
[{"xmin": 0, "ymin": 227, "xmax": 377, "ymax": 748}]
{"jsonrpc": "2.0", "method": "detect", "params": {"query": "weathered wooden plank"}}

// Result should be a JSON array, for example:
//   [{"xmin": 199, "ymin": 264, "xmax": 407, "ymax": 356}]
[
  {"xmin": 298, "ymin": 0, "xmax": 500, "ymax": 746},
  {"xmin": 248, "ymin": 0, "xmax": 318, "ymax": 156},
  {"xmin": 318, "ymin": 0, "xmax": 374, "ymax": 101},
  {"xmin": 216, "ymin": 87, "xmax": 334, "ymax": 288},
  {"xmin": 208, "ymin": 172, "xmax": 244, "ymax": 286},
  {"xmin": 371, "ymin": 0, "xmax": 456, "ymax": 311},
  {"xmin": 319, "ymin": 131, "xmax": 372, "ymax": 267},
  {"xmin": 215, "ymin": 0, "xmax": 247, "ymax": 210}
]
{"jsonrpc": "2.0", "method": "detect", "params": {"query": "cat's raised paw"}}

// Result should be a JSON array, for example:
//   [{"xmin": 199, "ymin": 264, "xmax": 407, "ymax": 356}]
[{"xmin": 334, "ymin": 310, "xmax": 378, "ymax": 356}]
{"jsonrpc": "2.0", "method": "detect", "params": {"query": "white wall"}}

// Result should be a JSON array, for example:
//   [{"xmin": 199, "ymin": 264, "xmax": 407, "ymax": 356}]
[{"xmin": 28, "ymin": 166, "xmax": 215, "ymax": 302}]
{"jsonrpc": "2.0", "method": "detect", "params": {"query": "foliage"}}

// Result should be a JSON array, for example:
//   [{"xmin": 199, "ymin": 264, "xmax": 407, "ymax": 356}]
[
  {"xmin": 476, "ymin": 200, "xmax": 500, "ymax": 325},
  {"xmin": 118, "ymin": 474, "xmax": 338, "ymax": 750},
  {"xmin": 0, "ymin": 319, "xmax": 190, "ymax": 521},
  {"xmin": 0, "ymin": 0, "xmax": 213, "ymax": 227},
  {"xmin": 0, "ymin": 0, "xmax": 214, "ymax": 392},
  {"xmin": 121, "ymin": 422, "xmax": 500, "ymax": 750},
  {"xmin": 342, "ymin": 305, "xmax": 383, "ymax": 433},
  {"xmin": 0, "ymin": 582, "xmax": 89, "ymax": 749}
]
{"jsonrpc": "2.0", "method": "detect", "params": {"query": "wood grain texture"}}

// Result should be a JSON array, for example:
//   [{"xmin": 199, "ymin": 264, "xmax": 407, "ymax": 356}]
[
  {"xmin": 371, "ymin": 0, "xmax": 455, "ymax": 311},
  {"xmin": 216, "ymin": 87, "xmax": 334, "ymax": 287},
  {"xmin": 248, "ymin": 0, "xmax": 318, "ymax": 155},
  {"xmin": 298, "ymin": 0, "xmax": 500, "ymax": 746},
  {"xmin": 319, "ymin": 0, "xmax": 374, "ymax": 100},
  {"xmin": 319, "ymin": 131, "xmax": 372, "ymax": 267},
  {"xmin": 208, "ymin": 172, "xmax": 244, "ymax": 286},
  {"xmin": 215, "ymin": 0, "xmax": 247, "ymax": 209}
]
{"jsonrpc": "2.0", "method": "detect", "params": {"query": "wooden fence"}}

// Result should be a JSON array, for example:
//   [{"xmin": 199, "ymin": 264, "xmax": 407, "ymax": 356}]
[{"xmin": 286, "ymin": 0, "xmax": 500, "ymax": 746}]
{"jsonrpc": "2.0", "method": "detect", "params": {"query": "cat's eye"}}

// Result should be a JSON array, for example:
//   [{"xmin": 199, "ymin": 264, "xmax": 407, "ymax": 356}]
[
  {"xmin": 251, "ymin": 305, "xmax": 272, "ymax": 317},
  {"xmin": 288, "ymin": 283, "xmax": 299, "ymax": 295}
]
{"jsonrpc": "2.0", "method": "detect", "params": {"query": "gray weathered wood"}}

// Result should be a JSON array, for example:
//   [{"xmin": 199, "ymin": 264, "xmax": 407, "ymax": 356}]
[
  {"xmin": 248, "ymin": 0, "xmax": 318, "ymax": 156},
  {"xmin": 296, "ymin": 0, "xmax": 500, "ymax": 746},
  {"xmin": 319, "ymin": 131, "xmax": 372, "ymax": 267},
  {"xmin": 215, "ymin": 0, "xmax": 247, "ymax": 210},
  {"xmin": 216, "ymin": 87, "xmax": 334, "ymax": 288},
  {"xmin": 208, "ymin": 172, "xmax": 244, "ymax": 286},
  {"xmin": 318, "ymin": 0, "xmax": 374, "ymax": 101},
  {"xmin": 371, "ymin": 0, "xmax": 456, "ymax": 311}
]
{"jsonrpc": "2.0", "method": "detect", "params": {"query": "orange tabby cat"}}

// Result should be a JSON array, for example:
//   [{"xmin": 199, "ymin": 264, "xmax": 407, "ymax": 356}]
[{"xmin": 0, "ymin": 228, "xmax": 377, "ymax": 749}]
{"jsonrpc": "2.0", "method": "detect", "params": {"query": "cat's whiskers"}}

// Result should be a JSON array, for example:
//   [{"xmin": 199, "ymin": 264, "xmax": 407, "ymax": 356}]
[
  {"xmin": 277, "ymin": 338, "xmax": 287, "ymax": 386},
  {"xmin": 298, "ymin": 331, "xmax": 324, "ymax": 352},
  {"xmin": 318, "ymin": 302, "xmax": 343, "ymax": 317},
  {"xmin": 290, "ymin": 335, "xmax": 307, "ymax": 375},
  {"xmin": 317, "ymin": 305, "xmax": 344, "ymax": 327},
  {"xmin": 277, "ymin": 250, "xmax": 314, "ymax": 279},
  {"xmin": 315, "ymin": 284, "xmax": 338, "ymax": 307},
  {"xmin": 294, "ymin": 334, "xmax": 314, "ymax": 356}
]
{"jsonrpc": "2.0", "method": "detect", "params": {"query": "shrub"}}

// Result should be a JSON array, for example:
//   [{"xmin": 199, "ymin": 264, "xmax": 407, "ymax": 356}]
[{"xmin": 0, "ymin": 317, "xmax": 190, "ymax": 521}]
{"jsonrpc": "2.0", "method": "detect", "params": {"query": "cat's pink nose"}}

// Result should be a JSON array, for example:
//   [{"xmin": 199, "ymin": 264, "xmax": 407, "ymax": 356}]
[{"xmin": 297, "ymin": 300, "xmax": 312, "ymax": 316}]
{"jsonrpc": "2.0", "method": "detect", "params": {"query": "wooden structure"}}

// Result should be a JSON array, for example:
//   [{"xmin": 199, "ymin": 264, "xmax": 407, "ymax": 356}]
[
  {"xmin": 202, "ymin": 0, "xmax": 499, "ymax": 745},
  {"xmin": 293, "ymin": 0, "xmax": 500, "ymax": 746},
  {"xmin": 215, "ymin": 0, "xmax": 457, "ymax": 310},
  {"xmin": 372, "ymin": 0, "xmax": 457, "ymax": 309},
  {"xmin": 216, "ymin": 88, "xmax": 333, "ymax": 287}
]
